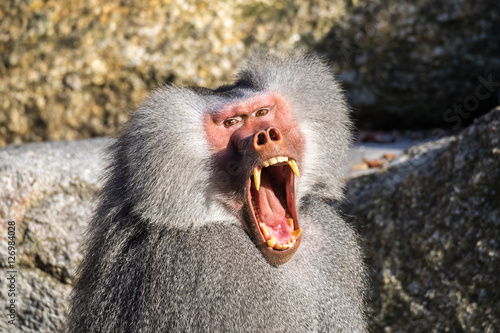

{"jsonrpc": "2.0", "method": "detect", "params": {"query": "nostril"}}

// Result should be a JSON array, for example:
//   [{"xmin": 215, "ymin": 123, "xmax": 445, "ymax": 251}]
[
  {"xmin": 269, "ymin": 128, "xmax": 281, "ymax": 141},
  {"xmin": 257, "ymin": 133, "xmax": 267, "ymax": 146}
]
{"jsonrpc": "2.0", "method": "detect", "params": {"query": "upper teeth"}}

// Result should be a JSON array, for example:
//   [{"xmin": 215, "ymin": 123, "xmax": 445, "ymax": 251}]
[
  {"xmin": 253, "ymin": 156, "xmax": 300, "ymax": 191},
  {"xmin": 277, "ymin": 156, "xmax": 287, "ymax": 163},
  {"xmin": 262, "ymin": 156, "xmax": 292, "ymax": 167}
]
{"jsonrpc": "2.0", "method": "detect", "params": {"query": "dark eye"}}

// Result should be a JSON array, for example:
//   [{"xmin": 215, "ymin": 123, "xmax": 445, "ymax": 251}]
[
  {"xmin": 224, "ymin": 118, "xmax": 239, "ymax": 127},
  {"xmin": 255, "ymin": 108, "xmax": 269, "ymax": 117}
]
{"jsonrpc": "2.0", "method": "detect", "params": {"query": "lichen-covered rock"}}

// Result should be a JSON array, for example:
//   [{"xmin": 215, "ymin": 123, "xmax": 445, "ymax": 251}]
[
  {"xmin": 0, "ymin": 139, "xmax": 109, "ymax": 332},
  {"xmin": 342, "ymin": 107, "xmax": 500, "ymax": 332},
  {"xmin": 0, "ymin": 0, "xmax": 348, "ymax": 146},
  {"xmin": 320, "ymin": 0, "xmax": 500, "ymax": 128}
]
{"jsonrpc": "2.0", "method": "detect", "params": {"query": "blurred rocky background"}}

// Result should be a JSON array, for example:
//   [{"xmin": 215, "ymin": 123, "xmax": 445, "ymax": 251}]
[
  {"xmin": 1, "ymin": 0, "xmax": 499, "ymax": 146},
  {"xmin": 0, "ymin": 0, "xmax": 346, "ymax": 146},
  {"xmin": 320, "ymin": 0, "xmax": 500, "ymax": 129}
]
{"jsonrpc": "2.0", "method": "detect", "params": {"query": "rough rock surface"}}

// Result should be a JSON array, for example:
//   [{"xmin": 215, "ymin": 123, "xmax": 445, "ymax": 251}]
[
  {"xmin": 0, "ymin": 108, "xmax": 499, "ymax": 332},
  {"xmin": 342, "ymin": 107, "xmax": 500, "ymax": 332},
  {"xmin": 320, "ymin": 0, "xmax": 500, "ymax": 128},
  {"xmin": 0, "ymin": 139, "xmax": 109, "ymax": 332},
  {"xmin": 0, "ymin": 0, "xmax": 348, "ymax": 146}
]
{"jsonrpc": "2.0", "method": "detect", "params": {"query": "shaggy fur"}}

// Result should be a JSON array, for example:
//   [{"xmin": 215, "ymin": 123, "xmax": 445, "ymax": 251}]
[{"xmin": 67, "ymin": 54, "xmax": 366, "ymax": 332}]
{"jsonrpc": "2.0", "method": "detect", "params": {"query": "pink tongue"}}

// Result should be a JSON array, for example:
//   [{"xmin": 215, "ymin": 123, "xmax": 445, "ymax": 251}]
[{"xmin": 257, "ymin": 171, "xmax": 285, "ymax": 227}]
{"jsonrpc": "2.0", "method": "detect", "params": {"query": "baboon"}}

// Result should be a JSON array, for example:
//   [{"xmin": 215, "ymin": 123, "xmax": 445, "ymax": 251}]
[{"xmin": 68, "ymin": 54, "xmax": 366, "ymax": 332}]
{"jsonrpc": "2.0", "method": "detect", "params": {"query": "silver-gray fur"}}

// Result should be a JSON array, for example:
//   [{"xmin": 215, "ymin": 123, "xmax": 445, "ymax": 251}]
[{"xmin": 67, "ymin": 54, "xmax": 366, "ymax": 332}]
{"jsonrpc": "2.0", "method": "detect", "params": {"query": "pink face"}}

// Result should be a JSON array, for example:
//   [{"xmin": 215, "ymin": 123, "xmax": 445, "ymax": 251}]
[
  {"xmin": 204, "ymin": 92, "xmax": 303, "ymax": 152},
  {"xmin": 204, "ymin": 92, "xmax": 305, "ymax": 265}
]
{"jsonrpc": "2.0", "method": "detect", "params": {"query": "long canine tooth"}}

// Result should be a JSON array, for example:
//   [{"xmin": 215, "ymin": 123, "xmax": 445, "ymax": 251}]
[
  {"xmin": 287, "ymin": 218, "xmax": 294, "ymax": 228},
  {"xmin": 290, "ymin": 228, "xmax": 302, "ymax": 238},
  {"xmin": 267, "ymin": 236, "xmax": 277, "ymax": 247},
  {"xmin": 253, "ymin": 167, "xmax": 261, "ymax": 191},
  {"xmin": 287, "ymin": 160, "xmax": 300, "ymax": 177},
  {"xmin": 268, "ymin": 157, "xmax": 278, "ymax": 165}
]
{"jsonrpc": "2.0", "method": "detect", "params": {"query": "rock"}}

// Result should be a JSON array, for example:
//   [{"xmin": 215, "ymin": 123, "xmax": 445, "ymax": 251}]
[
  {"xmin": 342, "ymin": 107, "xmax": 500, "ymax": 332},
  {"xmin": 2, "ymin": 0, "xmax": 498, "ymax": 144},
  {"xmin": 0, "ymin": 0, "xmax": 350, "ymax": 147},
  {"xmin": 320, "ymin": 0, "xmax": 500, "ymax": 129},
  {"xmin": 0, "ymin": 139, "xmax": 109, "ymax": 332}
]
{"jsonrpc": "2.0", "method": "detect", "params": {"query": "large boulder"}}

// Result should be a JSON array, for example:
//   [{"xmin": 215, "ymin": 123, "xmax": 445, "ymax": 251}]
[
  {"xmin": 0, "ymin": 139, "xmax": 108, "ymax": 332},
  {"xmin": 342, "ymin": 107, "xmax": 500, "ymax": 331},
  {"xmin": 320, "ymin": 0, "xmax": 500, "ymax": 129}
]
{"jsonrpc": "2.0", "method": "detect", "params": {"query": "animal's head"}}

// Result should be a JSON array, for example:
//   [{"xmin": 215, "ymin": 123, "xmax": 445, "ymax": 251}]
[{"xmin": 116, "ymin": 54, "xmax": 351, "ymax": 265}]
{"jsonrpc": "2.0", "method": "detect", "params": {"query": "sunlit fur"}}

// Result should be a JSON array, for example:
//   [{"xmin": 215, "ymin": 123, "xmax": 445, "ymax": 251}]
[{"xmin": 67, "ymin": 53, "xmax": 366, "ymax": 332}]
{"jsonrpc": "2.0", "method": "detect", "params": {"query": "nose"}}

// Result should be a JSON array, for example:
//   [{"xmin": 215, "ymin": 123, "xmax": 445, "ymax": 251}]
[{"xmin": 253, "ymin": 127, "xmax": 284, "ymax": 151}]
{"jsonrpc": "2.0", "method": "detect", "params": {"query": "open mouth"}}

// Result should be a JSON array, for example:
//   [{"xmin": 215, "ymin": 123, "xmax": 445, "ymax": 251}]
[{"xmin": 248, "ymin": 156, "xmax": 301, "ymax": 251}]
